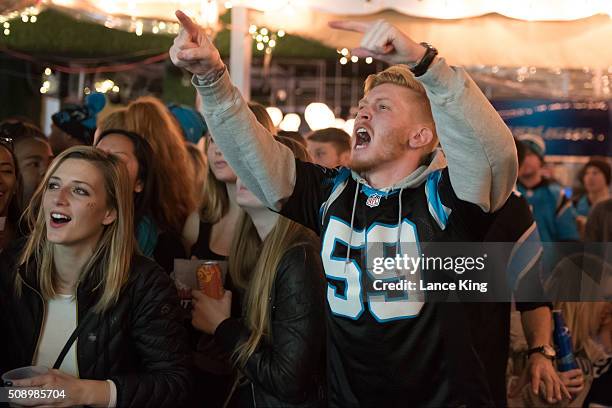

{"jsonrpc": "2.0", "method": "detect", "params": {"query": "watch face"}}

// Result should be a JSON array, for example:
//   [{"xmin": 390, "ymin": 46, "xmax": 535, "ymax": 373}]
[{"xmin": 542, "ymin": 345, "xmax": 556, "ymax": 358}]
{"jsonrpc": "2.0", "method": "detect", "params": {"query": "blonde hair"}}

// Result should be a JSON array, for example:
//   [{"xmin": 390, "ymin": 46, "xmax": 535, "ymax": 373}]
[
  {"xmin": 97, "ymin": 108, "xmax": 127, "ymax": 133},
  {"xmin": 186, "ymin": 142, "xmax": 207, "ymax": 209},
  {"xmin": 124, "ymin": 96, "xmax": 197, "ymax": 233},
  {"xmin": 364, "ymin": 65, "xmax": 438, "ymax": 151},
  {"xmin": 364, "ymin": 65, "xmax": 427, "ymax": 96},
  {"xmin": 555, "ymin": 302, "xmax": 608, "ymax": 352},
  {"xmin": 200, "ymin": 136, "xmax": 230, "ymax": 224},
  {"xmin": 17, "ymin": 146, "xmax": 135, "ymax": 313},
  {"xmin": 225, "ymin": 137, "xmax": 314, "ymax": 402}
]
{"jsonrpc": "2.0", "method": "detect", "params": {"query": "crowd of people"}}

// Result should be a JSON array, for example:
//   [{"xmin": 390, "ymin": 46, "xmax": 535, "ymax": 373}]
[{"xmin": 0, "ymin": 11, "xmax": 610, "ymax": 408}]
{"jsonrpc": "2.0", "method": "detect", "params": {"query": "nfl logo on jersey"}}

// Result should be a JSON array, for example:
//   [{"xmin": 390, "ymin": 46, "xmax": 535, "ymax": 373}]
[{"xmin": 366, "ymin": 194, "xmax": 382, "ymax": 208}]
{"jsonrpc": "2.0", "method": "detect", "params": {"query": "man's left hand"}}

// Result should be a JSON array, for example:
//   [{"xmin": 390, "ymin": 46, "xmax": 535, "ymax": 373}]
[{"xmin": 509, "ymin": 353, "xmax": 572, "ymax": 404}]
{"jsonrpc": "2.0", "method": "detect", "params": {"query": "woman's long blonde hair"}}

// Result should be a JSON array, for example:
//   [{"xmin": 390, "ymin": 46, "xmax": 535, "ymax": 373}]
[
  {"xmin": 124, "ymin": 96, "xmax": 197, "ymax": 234},
  {"xmin": 228, "ymin": 136, "xmax": 312, "ymax": 371},
  {"xmin": 200, "ymin": 102, "xmax": 276, "ymax": 224},
  {"xmin": 17, "ymin": 146, "xmax": 135, "ymax": 313}
]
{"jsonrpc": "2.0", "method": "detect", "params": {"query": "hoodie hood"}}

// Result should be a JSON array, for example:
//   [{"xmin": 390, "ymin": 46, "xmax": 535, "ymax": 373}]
[
  {"xmin": 340, "ymin": 148, "xmax": 449, "ymax": 270},
  {"xmin": 350, "ymin": 148, "xmax": 448, "ymax": 193}
]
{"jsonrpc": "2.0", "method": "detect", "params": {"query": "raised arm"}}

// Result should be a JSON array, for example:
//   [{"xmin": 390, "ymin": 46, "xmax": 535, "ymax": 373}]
[
  {"xmin": 329, "ymin": 20, "xmax": 517, "ymax": 212},
  {"xmin": 170, "ymin": 10, "xmax": 294, "ymax": 210}
]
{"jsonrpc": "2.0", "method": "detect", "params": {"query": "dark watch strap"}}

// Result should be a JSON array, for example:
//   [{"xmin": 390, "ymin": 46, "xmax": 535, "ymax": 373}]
[
  {"xmin": 410, "ymin": 42, "xmax": 438, "ymax": 77},
  {"xmin": 527, "ymin": 346, "xmax": 555, "ymax": 360}
]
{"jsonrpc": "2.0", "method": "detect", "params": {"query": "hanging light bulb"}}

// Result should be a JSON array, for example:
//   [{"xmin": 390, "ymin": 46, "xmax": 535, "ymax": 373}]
[
  {"xmin": 305, "ymin": 102, "xmax": 335, "ymax": 131},
  {"xmin": 266, "ymin": 107, "xmax": 284, "ymax": 127},
  {"xmin": 279, "ymin": 113, "xmax": 301, "ymax": 132}
]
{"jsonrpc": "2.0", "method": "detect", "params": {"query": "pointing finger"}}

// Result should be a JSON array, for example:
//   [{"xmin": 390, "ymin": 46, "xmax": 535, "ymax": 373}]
[
  {"xmin": 328, "ymin": 20, "xmax": 371, "ymax": 33},
  {"xmin": 176, "ymin": 10, "xmax": 200, "ymax": 39}
]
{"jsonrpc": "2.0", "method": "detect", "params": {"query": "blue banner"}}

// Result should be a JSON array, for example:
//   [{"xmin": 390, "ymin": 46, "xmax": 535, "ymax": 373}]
[{"xmin": 492, "ymin": 100, "xmax": 611, "ymax": 157}]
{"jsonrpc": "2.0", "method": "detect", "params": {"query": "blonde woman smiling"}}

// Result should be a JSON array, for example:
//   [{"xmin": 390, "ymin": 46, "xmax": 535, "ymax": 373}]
[{"xmin": 0, "ymin": 147, "xmax": 192, "ymax": 407}]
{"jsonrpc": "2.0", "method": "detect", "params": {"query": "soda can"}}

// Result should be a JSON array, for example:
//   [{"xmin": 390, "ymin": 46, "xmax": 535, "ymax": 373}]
[
  {"xmin": 552, "ymin": 309, "xmax": 579, "ymax": 372},
  {"xmin": 196, "ymin": 261, "xmax": 224, "ymax": 299}
]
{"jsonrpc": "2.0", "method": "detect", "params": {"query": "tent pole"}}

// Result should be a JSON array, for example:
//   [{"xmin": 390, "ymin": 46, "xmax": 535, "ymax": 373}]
[{"xmin": 230, "ymin": 5, "xmax": 252, "ymax": 101}]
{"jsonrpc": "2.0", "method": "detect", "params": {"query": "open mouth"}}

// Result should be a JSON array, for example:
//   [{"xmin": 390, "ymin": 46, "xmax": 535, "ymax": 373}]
[
  {"xmin": 354, "ymin": 127, "xmax": 371, "ymax": 150},
  {"xmin": 50, "ymin": 212, "xmax": 72, "ymax": 226}
]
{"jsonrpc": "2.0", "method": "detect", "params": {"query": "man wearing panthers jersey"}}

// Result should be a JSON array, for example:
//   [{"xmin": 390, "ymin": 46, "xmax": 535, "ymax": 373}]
[{"xmin": 171, "ymin": 13, "xmax": 518, "ymax": 406}]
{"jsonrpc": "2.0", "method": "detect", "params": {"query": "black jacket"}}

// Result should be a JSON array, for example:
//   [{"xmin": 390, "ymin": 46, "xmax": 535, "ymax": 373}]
[
  {"xmin": 0, "ymin": 242, "xmax": 193, "ymax": 407},
  {"xmin": 214, "ymin": 241, "xmax": 326, "ymax": 408}
]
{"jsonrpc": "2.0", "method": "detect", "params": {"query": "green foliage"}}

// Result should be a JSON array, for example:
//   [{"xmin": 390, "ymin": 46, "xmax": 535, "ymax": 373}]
[{"xmin": 0, "ymin": 9, "xmax": 336, "ymax": 59}]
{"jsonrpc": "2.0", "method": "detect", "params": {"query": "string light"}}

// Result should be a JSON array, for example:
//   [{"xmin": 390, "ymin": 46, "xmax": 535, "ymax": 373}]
[
  {"xmin": 40, "ymin": 68, "xmax": 57, "ymax": 95},
  {"xmin": 95, "ymin": 79, "xmax": 117, "ymax": 93},
  {"xmin": 337, "ymin": 48, "xmax": 368, "ymax": 65},
  {"xmin": 0, "ymin": 5, "xmax": 40, "ymax": 36},
  {"xmin": 250, "ymin": 25, "xmax": 285, "ymax": 55}
]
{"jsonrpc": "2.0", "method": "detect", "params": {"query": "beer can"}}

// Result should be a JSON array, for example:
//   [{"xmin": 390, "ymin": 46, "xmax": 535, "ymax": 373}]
[
  {"xmin": 196, "ymin": 261, "xmax": 224, "ymax": 299},
  {"xmin": 553, "ymin": 309, "xmax": 579, "ymax": 372}
]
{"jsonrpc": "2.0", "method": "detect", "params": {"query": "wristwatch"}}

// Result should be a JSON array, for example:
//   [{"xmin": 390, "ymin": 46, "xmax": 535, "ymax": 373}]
[
  {"xmin": 527, "ymin": 345, "xmax": 556, "ymax": 360},
  {"xmin": 409, "ymin": 42, "xmax": 438, "ymax": 77}
]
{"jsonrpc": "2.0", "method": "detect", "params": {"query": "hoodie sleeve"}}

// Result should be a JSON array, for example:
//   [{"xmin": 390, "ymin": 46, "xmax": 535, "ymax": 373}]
[
  {"xmin": 193, "ymin": 71, "xmax": 295, "ymax": 211},
  {"xmin": 418, "ymin": 58, "xmax": 518, "ymax": 213}
]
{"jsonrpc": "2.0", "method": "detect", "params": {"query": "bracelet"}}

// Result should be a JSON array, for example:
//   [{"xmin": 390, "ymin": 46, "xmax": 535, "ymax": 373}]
[{"xmin": 196, "ymin": 65, "xmax": 227, "ymax": 86}]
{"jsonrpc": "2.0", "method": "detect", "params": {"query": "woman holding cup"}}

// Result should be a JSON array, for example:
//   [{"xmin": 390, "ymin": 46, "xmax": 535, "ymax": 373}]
[
  {"xmin": 191, "ymin": 137, "xmax": 326, "ymax": 407},
  {"xmin": 0, "ymin": 146, "xmax": 192, "ymax": 407}
]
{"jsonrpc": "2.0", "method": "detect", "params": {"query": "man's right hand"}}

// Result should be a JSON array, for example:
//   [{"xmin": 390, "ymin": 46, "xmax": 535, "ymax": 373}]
[{"xmin": 170, "ymin": 10, "xmax": 224, "ymax": 77}]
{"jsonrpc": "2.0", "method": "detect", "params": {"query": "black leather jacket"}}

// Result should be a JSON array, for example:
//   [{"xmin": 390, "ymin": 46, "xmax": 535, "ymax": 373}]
[
  {"xmin": 214, "ymin": 241, "xmax": 326, "ymax": 407},
  {"xmin": 0, "ymin": 242, "xmax": 193, "ymax": 407}
]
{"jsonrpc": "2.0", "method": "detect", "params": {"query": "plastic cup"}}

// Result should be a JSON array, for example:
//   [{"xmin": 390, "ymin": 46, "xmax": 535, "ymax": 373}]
[{"xmin": 2, "ymin": 366, "xmax": 49, "ymax": 386}]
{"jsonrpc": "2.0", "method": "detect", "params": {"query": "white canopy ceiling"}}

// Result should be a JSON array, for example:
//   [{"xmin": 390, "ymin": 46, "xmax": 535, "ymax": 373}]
[
  {"xmin": 41, "ymin": 0, "xmax": 612, "ymax": 21},
  {"xmin": 3, "ymin": 0, "xmax": 612, "ymax": 68}
]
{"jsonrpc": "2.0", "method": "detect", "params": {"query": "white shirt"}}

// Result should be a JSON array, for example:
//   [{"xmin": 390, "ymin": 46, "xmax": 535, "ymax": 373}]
[
  {"xmin": 34, "ymin": 294, "xmax": 79, "ymax": 376},
  {"xmin": 34, "ymin": 294, "xmax": 117, "ymax": 407}
]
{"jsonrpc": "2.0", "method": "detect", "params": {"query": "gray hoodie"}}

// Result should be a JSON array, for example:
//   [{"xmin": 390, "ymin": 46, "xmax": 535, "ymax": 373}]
[{"xmin": 193, "ymin": 58, "xmax": 517, "ymax": 214}]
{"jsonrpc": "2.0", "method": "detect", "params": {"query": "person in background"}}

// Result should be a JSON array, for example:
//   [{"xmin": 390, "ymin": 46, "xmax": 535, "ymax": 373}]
[
  {"xmin": 574, "ymin": 157, "xmax": 611, "ymax": 237},
  {"xmin": 94, "ymin": 128, "xmax": 160, "ymax": 260},
  {"xmin": 122, "ymin": 96, "xmax": 198, "ymax": 270},
  {"xmin": 49, "ymin": 93, "xmax": 106, "ymax": 155},
  {"xmin": 191, "ymin": 137, "xmax": 325, "ymax": 407},
  {"xmin": 0, "ymin": 136, "xmax": 21, "ymax": 252},
  {"xmin": 306, "ymin": 127, "xmax": 351, "ymax": 168},
  {"xmin": 0, "ymin": 121, "xmax": 53, "ymax": 205},
  {"xmin": 517, "ymin": 133, "xmax": 579, "ymax": 244},
  {"xmin": 575, "ymin": 158, "xmax": 611, "ymax": 217},
  {"xmin": 95, "ymin": 106, "xmax": 192, "ymax": 271},
  {"xmin": 0, "ymin": 147, "xmax": 192, "ymax": 407},
  {"xmin": 188, "ymin": 103, "xmax": 276, "ymax": 259},
  {"xmin": 184, "ymin": 102, "xmax": 276, "ymax": 407},
  {"xmin": 277, "ymin": 130, "xmax": 307, "ymax": 147}
]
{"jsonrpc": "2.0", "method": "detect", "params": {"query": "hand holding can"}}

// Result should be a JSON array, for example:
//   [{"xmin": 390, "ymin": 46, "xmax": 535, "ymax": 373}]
[{"xmin": 196, "ymin": 261, "xmax": 224, "ymax": 299}]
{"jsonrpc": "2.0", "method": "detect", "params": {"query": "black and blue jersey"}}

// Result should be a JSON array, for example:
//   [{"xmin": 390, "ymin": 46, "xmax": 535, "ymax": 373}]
[{"xmin": 280, "ymin": 157, "xmax": 496, "ymax": 407}]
